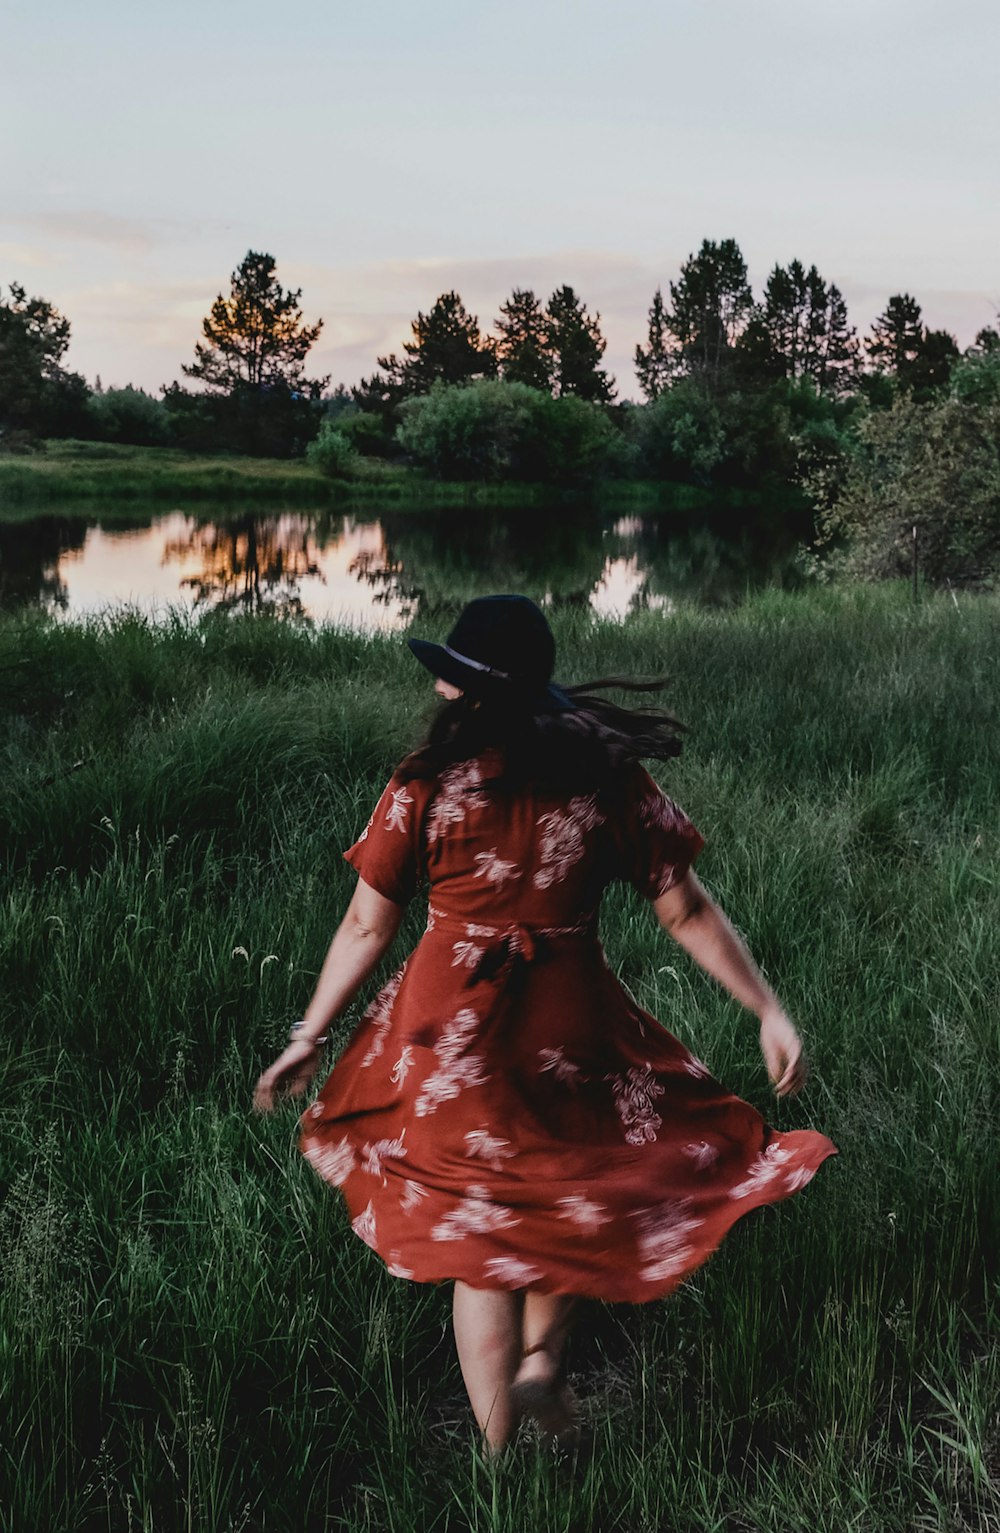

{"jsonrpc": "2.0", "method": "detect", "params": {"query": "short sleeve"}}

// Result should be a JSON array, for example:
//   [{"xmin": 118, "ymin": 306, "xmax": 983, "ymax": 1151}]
[
  {"xmin": 613, "ymin": 764, "xmax": 705, "ymax": 899},
  {"xmin": 343, "ymin": 773, "xmax": 425, "ymax": 905}
]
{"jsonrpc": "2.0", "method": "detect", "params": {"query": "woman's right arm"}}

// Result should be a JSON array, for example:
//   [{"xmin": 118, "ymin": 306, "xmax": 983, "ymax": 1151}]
[
  {"xmin": 652, "ymin": 870, "xmax": 807, "ymax": 1098},
  {"xmin": 253, "ymin": 877, "xmax": 404, "ymax": 1112}
]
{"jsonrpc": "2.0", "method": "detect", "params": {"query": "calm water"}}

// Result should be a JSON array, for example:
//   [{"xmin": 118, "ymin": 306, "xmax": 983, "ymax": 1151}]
[{"xmin": 0, "ymin": 504, "xmax": 809, "ymax": 627}]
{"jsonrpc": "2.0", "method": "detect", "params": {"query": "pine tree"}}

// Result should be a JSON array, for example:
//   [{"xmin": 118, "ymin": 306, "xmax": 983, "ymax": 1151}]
[
  {"xmin": 545, "ymin": 286, "xmax": 615, "ymax": 402},
  {"xmin": 183, "ymin": 251, "xmax": 328, "ymax": 396},
  {"xmin": 666, "ymin": 238, "xmax": 753, "ymax": 384},
  {"xmin": 634, "ymin": 287, "xmax": 673, "ymax": 401},
  {"xmin": 495, "ymin": 288, "xmax": 552, "ymax": 391},
  {"xmin": 866, "ymin": 294, "xmax": 924, "ymax": 380},
  {"xmin": 376, "ymin": 291, "xmax": 496, "ymax": 398},
  {"xmin": 813, "ymin": 281, "xmax": 859, "ymax": 395}
]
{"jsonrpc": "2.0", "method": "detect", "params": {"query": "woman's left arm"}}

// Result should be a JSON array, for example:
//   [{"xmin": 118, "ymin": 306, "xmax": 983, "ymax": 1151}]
[
  {"xmin": 253, "ymin": 877, "xmax": 404, "ymax": 1112},
  {"xmin": 653, "ymin": 871, "xmax": 807, "ymax": 1097}
]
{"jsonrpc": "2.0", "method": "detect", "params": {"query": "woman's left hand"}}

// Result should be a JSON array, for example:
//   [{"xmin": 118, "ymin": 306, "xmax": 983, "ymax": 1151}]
[
  {"xmin": 253, "ymin": 1040, "xmax": 322, "ymax": 1113},
  {"xmin": 759, "ymin": 1005, "xmax": 808, "ymax": 1098}
]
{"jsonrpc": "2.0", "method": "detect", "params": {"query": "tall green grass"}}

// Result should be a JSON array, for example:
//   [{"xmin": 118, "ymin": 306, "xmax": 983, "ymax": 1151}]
[{"xmin": 1, "ymin": 588, "xmax": 998, "ymax": 1530}]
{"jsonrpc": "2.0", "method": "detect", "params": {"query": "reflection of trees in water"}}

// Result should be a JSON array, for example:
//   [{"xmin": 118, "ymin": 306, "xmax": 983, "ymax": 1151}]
[
  {"xmin": 360, "ymin": 505, "xmax": 804, "ymax": 620},
  {"xmin": 363, "ymin": 507, "xmax": 610, "ymax": 619},
  {"xmin": 0, "ymin": 516, "xmax": 86, "ymax": 610},
  {"xmin": 161, "ymin": 514, "xmax": 324, "ymax": 616}
]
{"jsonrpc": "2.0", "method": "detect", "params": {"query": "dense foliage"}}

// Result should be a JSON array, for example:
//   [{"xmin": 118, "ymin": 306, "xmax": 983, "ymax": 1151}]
[
  {"xmin": 817, "ymin": 352, "xmax": 1000, "ymax": 585},
  {"xmin": 0, "ymin": 282, "xmax": 88, "ymax": 446},
  {"xmin": 394, "ymin": 379, "xmax": 623, "ymax": 483}
]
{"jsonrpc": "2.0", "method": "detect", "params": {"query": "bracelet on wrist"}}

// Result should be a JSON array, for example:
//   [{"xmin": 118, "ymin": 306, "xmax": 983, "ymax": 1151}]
[{"xmin": 289, "ymin": 1020, "xmax": 328, "ymax": 1048}]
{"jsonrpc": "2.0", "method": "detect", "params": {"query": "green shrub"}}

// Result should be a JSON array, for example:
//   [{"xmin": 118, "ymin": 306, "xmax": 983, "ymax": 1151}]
[
  {"xmin": 396, "ymin": 379, "xmax": 622, "ymax": 483},
  {"xmin": 818, "ymin": 392, "xmax": 1000, "ymax": 585},
  {"xmin": 85, "ymin": 386, "xmax": 173, "ymax": 447},
  {"xmin": 306, "ymin": 420, "xmax": 362, "ymax": 478}
]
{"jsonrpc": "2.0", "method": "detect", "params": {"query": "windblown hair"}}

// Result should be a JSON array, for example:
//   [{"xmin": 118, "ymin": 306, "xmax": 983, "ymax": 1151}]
[{"xmin": 398, "ymin": 676, "xmax": 687, "ymax": 795}]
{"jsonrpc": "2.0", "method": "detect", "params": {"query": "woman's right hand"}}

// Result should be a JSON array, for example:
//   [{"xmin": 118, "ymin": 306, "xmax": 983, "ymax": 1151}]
[
  {"xmin": 759, "ymin": 1005, "xmax": 808, "ymax": 1097},
  {"xmin": 253, "ymin": 1040, "xmax": 322, "ymax": 1113}
]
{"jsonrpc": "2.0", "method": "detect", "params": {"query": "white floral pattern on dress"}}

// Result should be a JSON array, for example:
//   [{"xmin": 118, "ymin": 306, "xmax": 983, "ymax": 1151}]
[
  {"xmin": 399, "ymin": 1179, "xmax": 428, "ymax": 1215},
  {"xmin": 303, "ymin": 1136, "xmax": 357, "ymax": 1187},
  {"xmin": 384, "ymin": 786, "xmax": 413, "ymax": 833},
  {"xmin": 360, "ymin": 963, "xmax": 407, "ymax": 1069},
  {"xmin": 414, "ymin": 1008, "xmax": 487, "ymax": 1117},
  {"xmin": 431, "ymin": 1184, "xmax": 520, "ymax": 1242},
  {"xmin": 426, "ymin": 760, "xmax": 486, "ymax": 844},
  {"xmin": 386, "ymin": 1251, "xmax": 414, "ymax": 1279},
  {"xmin": 362, "ymin": 1132, "xmax": 408, "ymax": 1182},
  {"xmin": 728, "ymin": 1141, "xmax": 795, "ymax": 1199},
  {"xmin": 464, "ymin": 1127, "xmax": 515, "ymax": 1172},
  {"xmin": 465, "ymin": 920, "xmax": 500, "ymax": 938},
  {"xmin": 482, "ymin": 1256, "xmax": 542, "ymax": 1285},
  {"xmin": 538, "ymin": 1046, "xmax": 584, "ymax": 1085},
  {"xmin": 784, "ymin": 1164, "xmax": 817, "ymax": 1192},
  {"xmin": 351, "ymin": 1200, "xmax": 378, "ymax": 1249},
  {"xmin": 451, "ymin": 939, "xmax": 484, "ymax": 970},
  {"xmin": 634, "ymin": 1199, "xmax": 702, "ymax": 1282},
  {"xmin": 608, "ymin": 1063, "xmax": 665, "ymax": 1145},
  {"xmin": 557, "ymin": 1193, "xmax": 611, "ymax": 1231},
  {"xmin": 473, "ymin": 849, "xmax": 522, "ymax": 887},
  {"xmin": 681, "ymin": 1140, "xmax": 719, "ymax": 1170},
  {"xmin": 390, "ymin": 1045, "xmax": 415, "ymax": 1088},
  {"xmin": 533, "ymin": 796, "xmax": 605, "ymax": 889}
]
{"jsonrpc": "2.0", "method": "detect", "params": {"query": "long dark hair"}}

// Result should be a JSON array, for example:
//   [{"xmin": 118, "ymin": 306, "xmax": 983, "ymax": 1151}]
[{"xmin": 398, "ymin": 676, "xmax": 687, "ymax": 794}]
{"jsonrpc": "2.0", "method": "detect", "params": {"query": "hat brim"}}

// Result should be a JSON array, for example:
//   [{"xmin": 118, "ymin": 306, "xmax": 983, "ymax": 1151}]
[{"xmin": 408, "ymin": 638, "xmax": 573, "ymax": 712}]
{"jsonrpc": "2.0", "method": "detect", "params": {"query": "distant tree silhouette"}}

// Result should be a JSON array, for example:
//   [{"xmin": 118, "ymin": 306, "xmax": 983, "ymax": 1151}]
[
  {"xmin": 495, "ymin": 289, "xmax": 552, "ymax": 392},
  {"xmin": 866, "ymin": 294, "xmax": 959, "ymax": 397},
  {"xmin": 866, "ymin": 294, "xmax": 925, "ymax": 380},
  {"xmin": 741, "ymin": 261, "xmax": 858, "ymax": 395},
  {"xmin": 634, "ymin": 288, "xmax": 674, "ymax": 401},
  {"xmin": 183, "ymin": 251, "xmax": 327, "ymax": 396},
  {"xmin": 545, "ymin": 286, "xmax": 614, "ymax": 402},
  {"xmin": 371, "ymin": 291, "xmax": 496, "ymax": 404},
  {"xmin": 0, "ymin": 282, "xmax": 87, "ymax": 440},
  {"xmin": 176, "ymin": 252, "xmax": 327, "ymax": 454},
  {"xmin": 665, "ymin": 239, "xmax": 753, "ymax": 386}
]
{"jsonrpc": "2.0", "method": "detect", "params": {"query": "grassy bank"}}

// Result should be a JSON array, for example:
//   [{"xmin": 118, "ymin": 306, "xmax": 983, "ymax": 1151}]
[
  {"xmin": 0, "ymin": 440, "xmax": 742, "ymax": 515},
  {"xmin": 2, "ymin": 589, "xmax": 999, "ymax": 1531}
]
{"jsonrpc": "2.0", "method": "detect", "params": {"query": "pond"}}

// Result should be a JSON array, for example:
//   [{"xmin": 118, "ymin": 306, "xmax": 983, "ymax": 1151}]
[{"xmin": 0, "ymin": 503, "xmax": 810, "ymax": 626}]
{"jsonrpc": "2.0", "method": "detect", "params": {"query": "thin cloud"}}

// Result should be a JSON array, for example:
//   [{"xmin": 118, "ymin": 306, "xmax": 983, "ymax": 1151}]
[{"xmin": 15, "ymin": 211, "xmax": 157, "ymax": 255}]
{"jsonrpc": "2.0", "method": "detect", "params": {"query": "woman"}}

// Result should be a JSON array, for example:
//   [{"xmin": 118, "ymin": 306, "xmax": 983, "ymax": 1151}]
[{"xmin": 254, "ymin": 595, "xmax": 837, "ymax": 1454}]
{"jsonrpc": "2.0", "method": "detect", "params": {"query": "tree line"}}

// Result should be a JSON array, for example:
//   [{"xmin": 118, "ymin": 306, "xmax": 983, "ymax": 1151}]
[{"xmin": 2, "ymin": 240, "xmax": 999, "ymax": 581}]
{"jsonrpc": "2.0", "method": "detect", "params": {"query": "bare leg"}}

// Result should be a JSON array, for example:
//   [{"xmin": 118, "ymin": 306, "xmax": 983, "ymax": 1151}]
[
  {"xmin": 511, "ymin": 1293, "xmax": 579, "ymax": 1440},
  {"xmin": 452, "ymin": 1282, "xmax": 522, "ymax": 1453},
  {"xmin": 517, "ymin": 1292, "xmax": 576, "ymax": 1384}
]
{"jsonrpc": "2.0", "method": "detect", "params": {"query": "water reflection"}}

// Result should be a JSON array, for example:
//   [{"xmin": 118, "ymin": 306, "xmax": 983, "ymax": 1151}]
[{"xmin": 0, "ymin": 503, "xmax": 807, "ymax": 626}]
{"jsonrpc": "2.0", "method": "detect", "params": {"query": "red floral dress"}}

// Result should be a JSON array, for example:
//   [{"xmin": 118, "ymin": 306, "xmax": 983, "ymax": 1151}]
[{"xmin": 300, "ymin": 752, "xmax": 837, "ymax": 1300}]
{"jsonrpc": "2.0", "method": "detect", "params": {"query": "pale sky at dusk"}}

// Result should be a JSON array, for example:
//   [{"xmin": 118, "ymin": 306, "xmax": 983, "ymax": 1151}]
[{"xmin": 3, "ymin": 0, "xmax": 998, "ymax": 399}]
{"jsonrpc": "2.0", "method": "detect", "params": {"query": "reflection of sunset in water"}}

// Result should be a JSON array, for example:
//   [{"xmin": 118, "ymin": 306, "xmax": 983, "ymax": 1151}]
[
  {"xmin": 590, "ymin": 555, "xmax": 673, "ymax": 619},
  {"xmin": 11, "ymin": 504, "xmax": 799, "ymax": 624},
  {"xmin": 54, "ymin": 514, "xmax": 414, "ymax": 628}
]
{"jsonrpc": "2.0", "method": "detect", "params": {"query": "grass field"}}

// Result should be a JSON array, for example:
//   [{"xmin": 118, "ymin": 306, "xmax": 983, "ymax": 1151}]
[{"xmin": 1, "ymin": 589, "xmax": 998, "ymax": 1531}]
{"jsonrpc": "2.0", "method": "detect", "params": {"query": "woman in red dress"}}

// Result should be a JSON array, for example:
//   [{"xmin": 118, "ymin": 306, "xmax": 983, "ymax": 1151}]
[{"xmin": 254, "ymin": 595, "xmax": 837, "ymax": 1453}]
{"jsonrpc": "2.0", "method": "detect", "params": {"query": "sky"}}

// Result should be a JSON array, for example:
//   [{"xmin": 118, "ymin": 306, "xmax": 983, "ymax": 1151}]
[{"xmin": 2, "ymin": 0, "xmax": 998, "ymax": 399}]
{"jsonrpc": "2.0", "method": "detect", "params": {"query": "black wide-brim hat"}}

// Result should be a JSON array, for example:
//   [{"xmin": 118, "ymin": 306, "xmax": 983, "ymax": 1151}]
[{"xmin": 408, "ymin": 594, "xmax": 573, "ymax": 711}]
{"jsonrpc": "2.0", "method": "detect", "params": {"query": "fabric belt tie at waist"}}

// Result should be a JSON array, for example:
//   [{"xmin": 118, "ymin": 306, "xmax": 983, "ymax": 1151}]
[{"xmin": 420, "ymin": 905, "xmax": 597, "ymax": 1043}]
